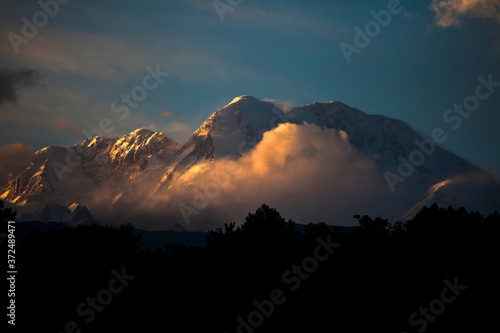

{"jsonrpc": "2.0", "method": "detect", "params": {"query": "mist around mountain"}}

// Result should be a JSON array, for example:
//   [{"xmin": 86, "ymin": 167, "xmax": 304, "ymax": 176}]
[{"xmin": 2, "ymin": 96, "xmax": 499, "ymax": 229}]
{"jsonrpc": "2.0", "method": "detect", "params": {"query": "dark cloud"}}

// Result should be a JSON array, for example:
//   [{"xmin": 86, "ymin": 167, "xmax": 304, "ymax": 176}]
[{"xmin": 0, "ymin": 66, "xmax": 43, "ymax": 106}]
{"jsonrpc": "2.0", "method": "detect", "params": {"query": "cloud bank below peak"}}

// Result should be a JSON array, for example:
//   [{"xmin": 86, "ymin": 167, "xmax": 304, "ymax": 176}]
[{"xmin": 130, "ymin": 122, "xmax": 391, "ymax": 228}]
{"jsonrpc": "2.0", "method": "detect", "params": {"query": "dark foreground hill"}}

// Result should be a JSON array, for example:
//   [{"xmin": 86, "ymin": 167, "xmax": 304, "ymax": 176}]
[{"xmin": 6, "ymin": 203, "xmax": 500, "ymax": 332}]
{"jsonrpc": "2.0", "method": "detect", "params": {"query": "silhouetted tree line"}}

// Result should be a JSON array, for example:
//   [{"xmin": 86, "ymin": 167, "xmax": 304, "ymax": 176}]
[
  {"xmin": 0, "ymin": 200, "xmax": 16, "ymax": 223},
  {"xmin": 5, "ymin": 202, "xmax": 499, "ymax": 332}
]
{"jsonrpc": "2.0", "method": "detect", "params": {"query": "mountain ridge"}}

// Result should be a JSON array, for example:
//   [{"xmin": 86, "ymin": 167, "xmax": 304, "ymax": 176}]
[{"xmin": 2, "ymin": 96, "xmax": 498, "ymax": 229}]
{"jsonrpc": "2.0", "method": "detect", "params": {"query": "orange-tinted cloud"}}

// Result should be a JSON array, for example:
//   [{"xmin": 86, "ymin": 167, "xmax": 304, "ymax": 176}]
[
  {"xmin": 430, "ymin": 0, "xmax": 500, "ymax": 27},
  {"xmin": 0, "ymin": 143, "xmax": 34, "ymax": 188},
  {"xmin": 143, "ymin": 122, "xmax": 391, "ymax": 227},
  {"xmin": 177, "ymin": 115, "xmax": 189, "ymax": 122},
  {"xmin": 61, "ymin": 123, "xmax": 393, "ymax": 229},
  {"xmin": 54, "ymin": 118, "xmax": 70, "ymax": 130},
  {"xmin": 160, "ymin": 110, "xmax": 175, "ymax": 119}
]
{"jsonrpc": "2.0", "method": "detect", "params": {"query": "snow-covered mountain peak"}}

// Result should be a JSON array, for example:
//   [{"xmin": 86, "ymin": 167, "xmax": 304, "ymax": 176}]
[
  {"xmin": 115, "ymin": 130, "xmax": 148, "ymax": 147},
  {"xmin": 126, "ymin": 127, "xmax": 157, "ymax": 138},
  {"xmin": 114, "ymin": 128, "xmax": 159, "ymax": 145},
  {"xmin": 290, "ymin": 100, "xmax": 366, "ymax": 124},
  {"xmin": 154, "ymin": 96, "xmax": 286, "ymax": 190},
  {"xmin": 191, "ymin": 95, "xmax": 284, "ymax": 156},
  {"xmin": 78, "ymin": 136, "xmax": 114, "ymax": 152},
  {"xmin": 192, "ymin": 95, "xmax": 275, "ymax": 139},
  {"xmin": 193, "ymin": 113, "xmax": 216, "ymax": 138},
  {"xmin": 2, "ymin": 127, "xmax": 181, "ymax": 206},
  {"xmin": 3, "ymin": 96, "xmax": 499, "ymax": 227},
  {"xmin": 227, "ymin": 95, "xmax": 258, "ymax": 105},
  {"xmin": 112, "ymin": 128, "xmax": 178, "ymax": 150},
  {"xmin": 108, "ymin": 129, "xmax": 180, "ymax": 168}
]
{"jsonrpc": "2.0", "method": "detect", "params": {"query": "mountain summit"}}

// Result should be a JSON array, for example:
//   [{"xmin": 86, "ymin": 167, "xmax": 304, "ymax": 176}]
[
  {"xmin": 2, "ymin": 96, "xmax": 498, "ymax": 229},
  {"xmin": 155, "ymin": 95, "xmax": 289, "ymax": 191},
  {"xmin": 2, "ymin": 129, "xmax": 180, "ymax": 206}
]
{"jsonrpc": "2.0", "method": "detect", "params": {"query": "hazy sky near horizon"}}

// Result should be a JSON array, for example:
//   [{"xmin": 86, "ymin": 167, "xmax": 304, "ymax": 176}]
[{"xmin": 0, "ymin": 0, "xmax": 499, "ymax": 179}]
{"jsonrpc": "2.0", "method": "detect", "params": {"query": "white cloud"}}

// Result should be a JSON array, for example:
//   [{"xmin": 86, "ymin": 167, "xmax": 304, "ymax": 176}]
[
  {"xmin": 430, "ymin": 0, "xmax": 500, "ymax": 27},
  {"xmin": 0, "ymin": 28, "xmax": 156, "ymax": 80},
  {"xmin": 262, "ymin": 98, "xmax": 296, "ymax": 112},
  {"xmin": 177, "ymin": 0, "xmax": 343, "ymax": 39},
  {"xmin": 142, "ymin": 123, "xmax": 391, "ymax": 228}
]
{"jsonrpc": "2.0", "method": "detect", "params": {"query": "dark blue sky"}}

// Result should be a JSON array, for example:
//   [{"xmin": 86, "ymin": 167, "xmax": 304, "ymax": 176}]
[{"xmin": 0, "ymin": 0, "xmax": 499, "ymax": 179}]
